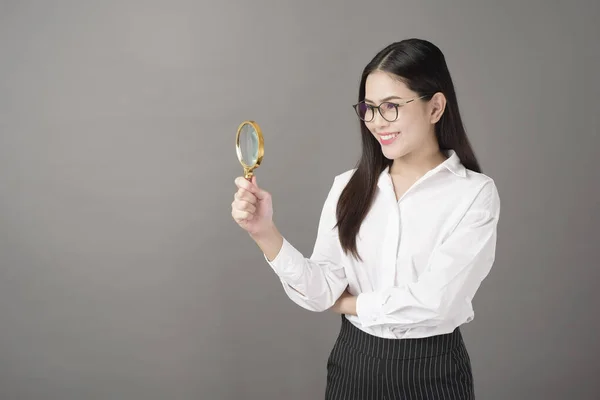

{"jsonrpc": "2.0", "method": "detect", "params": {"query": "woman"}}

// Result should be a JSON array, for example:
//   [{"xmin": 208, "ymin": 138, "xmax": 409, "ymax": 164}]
[{"xmin": 231, "ymin": 38, "xmax": 500, "ymax": 399}]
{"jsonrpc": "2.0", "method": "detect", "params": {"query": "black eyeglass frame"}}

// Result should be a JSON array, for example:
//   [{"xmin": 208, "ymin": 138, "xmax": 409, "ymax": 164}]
[{"xmin": 352, "ymin": 95, "xmax": 430, "ymax": 122}]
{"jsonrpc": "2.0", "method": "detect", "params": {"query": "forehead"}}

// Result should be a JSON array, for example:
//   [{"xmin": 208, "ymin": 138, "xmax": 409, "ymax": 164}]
[{"xmin": 365, "ymin": 71, "xmax": 413, "ymax": 101}]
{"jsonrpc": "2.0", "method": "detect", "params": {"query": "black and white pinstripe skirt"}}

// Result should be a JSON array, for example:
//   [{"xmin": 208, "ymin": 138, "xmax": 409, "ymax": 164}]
[{"xmin": 325, "ymin": 316, "xmax": 474, "ymax": 399}]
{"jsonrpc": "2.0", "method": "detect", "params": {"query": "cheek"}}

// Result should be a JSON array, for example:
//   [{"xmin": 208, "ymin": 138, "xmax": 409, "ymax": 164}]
[
  {"xmin": 397, "ymin": 110, "xmax": 427, "ymax": 134},
  {"xmin": 387, "ymin": 119, "xmax": 409, "ymax": 134}
]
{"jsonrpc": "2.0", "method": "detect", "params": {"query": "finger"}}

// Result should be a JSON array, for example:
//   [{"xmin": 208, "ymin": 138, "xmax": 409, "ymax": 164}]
[
  {"xmin": 235, "ymin": 188, "xmax": 257, "ymax": 204},
  {"xmin": 235, "ymin": 177, "xmax": 257, "ymax": 193},
  {"xmin": 236, "ymin": 176, "xmax": 270, "ymax": 201},
  {"xmin": 232, "ymin": 208, "xmax": 253, "ymax": 222},
  {"xmin": 232, "ymin": 198, "xmax": 257, "ymax": 214},
  {"xmin": 249, "ymin": 176, "xmax": 269, "ymax": 201},
  {"xmin": 234, "ymin": 199, "xmax": 256, "ymax": 214}
]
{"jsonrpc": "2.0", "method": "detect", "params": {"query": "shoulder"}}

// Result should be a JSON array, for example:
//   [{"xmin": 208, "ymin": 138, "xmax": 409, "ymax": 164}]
[
  {"xmin": 320, "ymin": 168, "xmax": 357, "ymax": 203},
  {"xmin": 463, "ymin": 169, "xmax": 500, "ymax": 213},
  {"xmin": 333, "ymin": 168, "xmax": 357, "ymax": 186},
  {"xmin": 464, "ymin": 169, "xmax": 498, "ymax": 193}
]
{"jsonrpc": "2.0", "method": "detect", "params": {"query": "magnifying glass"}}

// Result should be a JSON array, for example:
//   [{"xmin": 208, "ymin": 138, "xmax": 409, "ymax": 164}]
[{"xmin": 235, "ymin": 120, "xmax": 264, "ymax": 181}]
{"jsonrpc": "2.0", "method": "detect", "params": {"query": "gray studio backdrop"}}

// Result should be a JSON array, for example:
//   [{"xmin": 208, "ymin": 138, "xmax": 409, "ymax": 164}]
[{"xmin": 1, "ymin": 1, "xmax": 598, "ymax": 399}]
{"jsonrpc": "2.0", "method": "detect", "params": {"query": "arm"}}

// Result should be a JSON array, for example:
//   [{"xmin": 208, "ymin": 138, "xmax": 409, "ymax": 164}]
[
  {"xmin": 251, "ymin": 223, "xmax": 284, "ymax": 263},
  {"xmin": 355, "ymin": 181, "xmax": 501, "ymax": 329},
  {"xmin": 258, "ymin": 176, "xmax": 349, "ymax": 312}
]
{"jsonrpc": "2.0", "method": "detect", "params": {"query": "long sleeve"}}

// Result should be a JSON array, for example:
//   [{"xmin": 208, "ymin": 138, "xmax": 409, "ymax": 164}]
[
  {"xmin": 264, "ymin": 176, "xmax": 348, "ymax": 312},
  {"xmin": 356, "ymin": 180, "xmax": 501, "ymax": 329}
]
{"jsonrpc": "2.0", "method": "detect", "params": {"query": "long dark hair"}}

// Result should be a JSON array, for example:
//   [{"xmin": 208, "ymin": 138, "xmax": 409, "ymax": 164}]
[{"xmin": 336, "ymin": 38, "xmax": 481, "ymax": 261}]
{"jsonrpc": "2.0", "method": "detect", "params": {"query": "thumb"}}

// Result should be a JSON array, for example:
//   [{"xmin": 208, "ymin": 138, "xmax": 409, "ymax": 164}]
[{"xmin": 251, "ymin": 176, "xmax": 268, "ymax": 200}]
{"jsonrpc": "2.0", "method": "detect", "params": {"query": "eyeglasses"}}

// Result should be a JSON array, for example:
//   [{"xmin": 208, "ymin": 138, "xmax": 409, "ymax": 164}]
[{"xmin": 352, "ymin": 95, "xmax": 428, "ymax": 122}]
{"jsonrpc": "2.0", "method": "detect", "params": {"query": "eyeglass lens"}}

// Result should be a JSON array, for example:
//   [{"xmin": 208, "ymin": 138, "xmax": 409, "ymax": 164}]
[{"xmin": 355, "ymin": 102, "xmax": 398, "ymax": 122}]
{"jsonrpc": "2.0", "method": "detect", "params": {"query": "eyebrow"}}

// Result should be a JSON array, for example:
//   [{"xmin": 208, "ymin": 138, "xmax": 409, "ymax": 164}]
[{"xmin": 364, "ymin": 96, "xmax": 404, "ymax": 103}]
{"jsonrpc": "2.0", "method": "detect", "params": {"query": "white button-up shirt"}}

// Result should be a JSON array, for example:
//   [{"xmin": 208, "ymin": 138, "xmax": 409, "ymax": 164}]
[{"xmin": 265, "ymin": 150, "xmax": 500, "ymax": 339}]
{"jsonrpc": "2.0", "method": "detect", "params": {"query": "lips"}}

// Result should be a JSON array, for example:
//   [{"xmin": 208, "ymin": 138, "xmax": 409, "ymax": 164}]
[{"xmin": 377, "ymin": 132, "xmax": 400, "ymax": 145}]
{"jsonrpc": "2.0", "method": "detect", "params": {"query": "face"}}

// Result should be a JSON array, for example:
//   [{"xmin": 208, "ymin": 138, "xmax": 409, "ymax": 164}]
[{"xmin": 363, "ymin": 70, "xmax": 444, "ymax": 160}]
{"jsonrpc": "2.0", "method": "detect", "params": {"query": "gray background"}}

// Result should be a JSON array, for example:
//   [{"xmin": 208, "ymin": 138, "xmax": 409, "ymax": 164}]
[{"xmin": 1, "ymin": 0, "xmax": 598, "ymax": 399}]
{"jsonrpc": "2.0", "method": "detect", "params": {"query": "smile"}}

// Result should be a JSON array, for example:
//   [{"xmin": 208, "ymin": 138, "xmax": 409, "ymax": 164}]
[
  {"xmin": 380, "ymin": 133, "xmax": 399, "ymax": 140},
  {"xmin": 378, "ymin": 132, "xmax": 400, "ymax": 145}
]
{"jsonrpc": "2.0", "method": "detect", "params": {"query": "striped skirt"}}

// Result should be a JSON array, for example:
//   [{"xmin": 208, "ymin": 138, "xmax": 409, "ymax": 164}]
[{"xmin": 325, "ymin": 316, "xmax": 474, "ymax": 399}]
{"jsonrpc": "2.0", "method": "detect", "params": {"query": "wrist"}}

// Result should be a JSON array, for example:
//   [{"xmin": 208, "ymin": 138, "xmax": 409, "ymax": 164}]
[
  {"xmin": 342, "ymin": 295, "xmax": 358, "ymax": 316},
  {"xmin": 250, "ymin": 222, "xmax": 283, "ymax": 262},
  {"xmin": 249, "ymin": 221, "xmax": 277, "ymax": 241}
]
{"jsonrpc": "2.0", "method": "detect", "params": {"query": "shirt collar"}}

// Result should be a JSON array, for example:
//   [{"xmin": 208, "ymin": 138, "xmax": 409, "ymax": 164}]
[
  {"xmin": 377, "ymin": 149, "xmax": 466, "ymax": 188},
  {"xmin": 442, "ymin": 150, "xmax": 467, "ymax": 177}
]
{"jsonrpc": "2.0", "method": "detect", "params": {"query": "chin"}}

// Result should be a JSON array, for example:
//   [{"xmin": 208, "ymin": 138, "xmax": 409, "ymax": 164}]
[{"xmin": 381, "ymin": 145, "xmax": 409, "ymax": 160}]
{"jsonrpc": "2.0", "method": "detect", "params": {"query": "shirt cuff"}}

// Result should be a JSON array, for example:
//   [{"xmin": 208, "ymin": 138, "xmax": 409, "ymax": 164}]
[
  {"xmin": 356, "ymin": 291, "xmax": 385, "ymax": 328},
  {"xmin": 263, "ymin": 237, "xmax": 305, "ymax": 283}
]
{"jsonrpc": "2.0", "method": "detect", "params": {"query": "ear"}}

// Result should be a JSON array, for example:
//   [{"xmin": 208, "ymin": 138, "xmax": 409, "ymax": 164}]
[{"xmin": 429, "ymin": 92, "xmax": 447, "ymax": 124}]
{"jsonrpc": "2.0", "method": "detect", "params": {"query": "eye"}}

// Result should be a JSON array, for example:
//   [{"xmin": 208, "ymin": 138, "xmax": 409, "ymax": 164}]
[
  {"xmin": 382, "ymin": 102, "xmax": 397, "ymax": 110},
  {"xmin": 359, "ymin": 103, "xmax": 371, "ymax": 112}
]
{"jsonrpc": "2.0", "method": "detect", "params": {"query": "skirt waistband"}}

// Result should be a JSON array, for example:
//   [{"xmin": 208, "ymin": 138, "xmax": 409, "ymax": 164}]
[{"xmin": 337, "ymin": 316, "xmax": 463, "ymax": 360}]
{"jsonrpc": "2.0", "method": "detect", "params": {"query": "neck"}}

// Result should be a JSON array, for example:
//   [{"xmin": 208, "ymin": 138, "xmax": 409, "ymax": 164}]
[{"xmin": 389, "ymin": 147, "xmax": 447, "ymax": 178}]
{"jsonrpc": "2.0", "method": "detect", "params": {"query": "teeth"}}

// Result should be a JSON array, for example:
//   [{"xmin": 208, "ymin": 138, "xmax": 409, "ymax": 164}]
[{"xmin": 381, "ymin": 133, "xmax": 399, "ymax": 140}]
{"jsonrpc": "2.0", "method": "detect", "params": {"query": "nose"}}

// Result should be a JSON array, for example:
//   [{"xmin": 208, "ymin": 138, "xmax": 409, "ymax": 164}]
[{"xmin": 371, "ymin": 109, "xmax": 390, "ymax": 129}]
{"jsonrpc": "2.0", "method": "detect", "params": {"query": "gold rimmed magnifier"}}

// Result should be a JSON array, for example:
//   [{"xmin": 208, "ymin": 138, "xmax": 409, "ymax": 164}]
[{"xmin": 235, "ymin": 120, "xmax": 264, "ymax": 181}]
